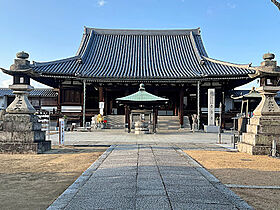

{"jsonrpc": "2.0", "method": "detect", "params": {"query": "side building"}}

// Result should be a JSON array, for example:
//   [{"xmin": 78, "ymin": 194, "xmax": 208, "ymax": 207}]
[{"xmin": 1, "ymin": 27, "xmax": 255, "ymax": 129}]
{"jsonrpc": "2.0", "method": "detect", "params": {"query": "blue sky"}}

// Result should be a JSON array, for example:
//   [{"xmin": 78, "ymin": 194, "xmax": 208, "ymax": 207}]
[{"xmin": 0, "ymin": 0, "xmax": 279, "ymax": 88}]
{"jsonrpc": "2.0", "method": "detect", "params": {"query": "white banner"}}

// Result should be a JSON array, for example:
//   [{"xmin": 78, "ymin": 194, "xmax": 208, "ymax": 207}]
[
  {"xmin": 208, "ymin": 89, "xmax": 215, "ymax": 126},
  {"xmin": 59, "ymin": 118, "xmax": 65, "ymax": 145}
]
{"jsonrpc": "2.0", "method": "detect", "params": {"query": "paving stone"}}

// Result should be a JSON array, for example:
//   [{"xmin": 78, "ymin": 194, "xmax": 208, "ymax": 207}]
[
  {"xmin": 137, "ymin": 172, "xmax": 160, "ymax": 180},
  {"xmin": 167, "ymin": 190, "xmax": 231, "ymax": 205},
  {"xmin": 136, "ymin": 195, "xmax": 171, "ymax": 210},
  {"xmin": 137, "ymin": 189, "xmax": 166, "ymax": 196},
  {"xmin": 171, "ymin": 202, "xmax": 238, "ymax": 210},
  {"xmin": 138, "ymin": 165, "xmax": 158, "ymax": 172},
  {"xmin": 66, "ymin": 193, "xmax": 135, "ymax": 209},
  {"xmin": 163, "ymin": 177, "xmax": 211, "ymax": 187},
  {"xmin": 137, "ymin": 179, "xmax": 165, "ymax": 190},
  {"xmin": 48, "ymin": 143, "xmax": 251, "ymax": 210}
]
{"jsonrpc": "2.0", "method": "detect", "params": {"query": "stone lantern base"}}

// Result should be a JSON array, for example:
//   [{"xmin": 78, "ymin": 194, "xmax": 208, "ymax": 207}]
[
  {"xmin": 238, "ymin": 85, "xmax": 280, "ymax": 155},
  {"xmin": 238, "ymin": 115, "xmax": 280, "ymax": 155},
  {"xmin": 0, "ymin": 114, "xmax": 51, "ymax": 154}
]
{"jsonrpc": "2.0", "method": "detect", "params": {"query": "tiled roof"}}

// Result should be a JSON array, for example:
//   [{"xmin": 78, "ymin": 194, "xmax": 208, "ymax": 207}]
[
  {"xmin": 230, "ymin": 89, "xmax": 280, "ymax": 99},
  {"xmin": 0, "ymin": 88, "xmax": 57, "ymax": 97},
  {"xmin": 116, "ymin": 84, "xmax": 168, "ymax": 102},
  {"xmin": 31, "ymin": 27, "xmax": 254, "ymax": 81}
]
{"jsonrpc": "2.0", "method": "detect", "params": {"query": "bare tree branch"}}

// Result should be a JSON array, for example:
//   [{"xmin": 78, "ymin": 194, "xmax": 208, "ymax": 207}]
[{"xmin": 272, "ymin": 0, "xmax": 280, "ymax": 10}]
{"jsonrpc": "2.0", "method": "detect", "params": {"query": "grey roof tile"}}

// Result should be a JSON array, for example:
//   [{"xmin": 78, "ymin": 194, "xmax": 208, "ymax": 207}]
[
  {"xmin": 32, "ymin": 28, "xmax": 254, "ymax": 81},
  {"xmin": 0, "ymin": 88, "xmax": 57, "ymax": 97}
]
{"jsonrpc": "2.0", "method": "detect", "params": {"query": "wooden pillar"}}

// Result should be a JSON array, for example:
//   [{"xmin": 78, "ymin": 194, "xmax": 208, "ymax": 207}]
[
  {"xmin": 99, "ymin": 87, "xmax": 104, "ymax": 102},
  {"xmin": 99, "ymin": 86, "xmax": 104, "ymax": 116},
  {"xmin": 197, "ymin": 81, "xmax": 201, "ymax": 130},
  {"xmin": 153, "ymin": 107, "xmax": 158, "ymax": 133},
  {"xmin": 57, "ymin": 85, "xmax": 61, "ymax": 113},
  {"xmin": 125, "ymin": 105, "xmax": 131, "ymax": 133},
  {"xmin": 221, "ymin": 91, "xmax": 225, "ymax": 129},
  {"xmin": 82, "ymin": 80, "xmax": 86, "ymax": 128},
  {"xmin": 57, "ymin": 84, "xmax": 62, "ymax": 127},
  {"xmin": 179, "ymin": 87, "xmax": 184, "ymax": 127},
  {"xmin": 104, "ymin": 89, "xmax": 108, "ymax": 115}
]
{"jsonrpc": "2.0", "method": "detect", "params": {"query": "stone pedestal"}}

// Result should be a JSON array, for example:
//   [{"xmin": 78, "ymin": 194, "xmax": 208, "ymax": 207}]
[
  {"xmin": 135, "ymin": 121, "xmax": 149, "ymax": 134},
  {"xmin": 204, "ymin": 125, "xmax": 220, "ymax": 133},
  {"xmin": 238, "ymin": 87, "xmax": 280, "ymax": 155},
  {"xmin": 0, "ymin": 114, "xmax": 51, "ymax": 154}
]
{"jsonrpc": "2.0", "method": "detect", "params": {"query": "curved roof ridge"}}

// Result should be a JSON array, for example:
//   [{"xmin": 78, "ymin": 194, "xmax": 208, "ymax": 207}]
[
  {"xmin": 79, "ymin": 31, "xmax": 94, "ymax": 61},
  {"xmin": 189, "ymin": 31, "xmax": 205, "ymax": 65},
  {"xmin": 84, "ymin": 27, "xmax": 201, "ymax": 36},
  {"xmin": 32, "ymin": 56, "xmax": 80, "ymax": 67},
  {"xmin": 202, "ymin": 56, "xmax": 252, "ymax": 69}
]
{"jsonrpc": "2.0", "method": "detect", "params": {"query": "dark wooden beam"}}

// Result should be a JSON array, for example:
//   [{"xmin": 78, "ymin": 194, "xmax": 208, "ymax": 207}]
[
  {"xmin": 99, "ymin": 87, "xmax": 104, "ymax": 102},
  {"xmin": 179, "ymin": 87, "xmax": 184, "ymax": 127}
]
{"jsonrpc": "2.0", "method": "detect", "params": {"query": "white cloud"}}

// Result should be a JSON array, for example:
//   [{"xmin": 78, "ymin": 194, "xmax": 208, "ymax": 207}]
[
  {"xmin": 227, "ymin": 3, "xmax": 236, "ymax": 9},
  {"xmin": 98, "ymin": 0, "xmax": 106, "ymax": 7},
  {"xmin": 206, "ymin": 7, "xmax": 214, "ymax": 16}
]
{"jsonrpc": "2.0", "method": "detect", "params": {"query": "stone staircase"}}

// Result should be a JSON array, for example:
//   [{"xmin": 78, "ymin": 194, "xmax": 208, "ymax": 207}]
[
  {"xmin": 157, "ymin": 116, "xmax": 191, "ymax": 132},
  {"xmin": 106, "ymin": 115, "xmax": 191, "ymax": 132},
  {"xmin": 106, "ymin": 115, "xmax": 125, "ymax": 129}
]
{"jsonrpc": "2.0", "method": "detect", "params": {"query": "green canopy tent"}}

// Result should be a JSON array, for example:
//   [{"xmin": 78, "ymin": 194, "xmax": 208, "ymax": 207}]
[{"xmin": 116, "ymin": 84, "xmax": 168, "ymax": 133}]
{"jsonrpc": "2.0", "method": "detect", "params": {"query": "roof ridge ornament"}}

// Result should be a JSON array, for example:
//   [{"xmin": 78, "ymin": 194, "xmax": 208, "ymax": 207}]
[{"xmin": 139, "ymin": 83, "xmax": 145, "ymax": 91}]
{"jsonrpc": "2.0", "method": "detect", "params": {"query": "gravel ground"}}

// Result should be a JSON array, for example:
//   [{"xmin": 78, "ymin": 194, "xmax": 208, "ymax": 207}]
[
  {"xmin": 185, "ymin": 150, "xmax": 280, "ymax": 210},
  {"xmin": 0, "ymin": 146, "xmax": 107, "ymax": 210}
]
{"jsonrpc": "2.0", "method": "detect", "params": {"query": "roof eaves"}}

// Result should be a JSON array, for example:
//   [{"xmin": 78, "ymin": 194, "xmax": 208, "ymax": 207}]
[
  {"xmin": 202, "ymin": 56, "xmax": 253, "ymax": 69},
  {"xmin": 32, "ymin": 56, "xmax": 80, "ymax": 67}
]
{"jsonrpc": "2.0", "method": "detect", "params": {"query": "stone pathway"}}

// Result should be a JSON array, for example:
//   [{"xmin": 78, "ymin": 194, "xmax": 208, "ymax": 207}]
[{"xmin": 48, "ymin": 144, "xmax": 252, "ymax": 209}]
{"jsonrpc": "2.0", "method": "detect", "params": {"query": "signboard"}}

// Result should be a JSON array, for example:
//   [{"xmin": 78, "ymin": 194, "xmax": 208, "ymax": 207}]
[
  {"xmin": 99, "ymin": 102, "xmax": 104, "ymax": 115},
  {"xmin": 208, "ymin": 89, "xmax": 215, "ymax": 126},
  {"xmin": 99, "ymin": 102, "xmax": 105, "ymax": 109},
  {"xmin": 59, "ymin": 118, "xmax": 65, "ymax": 145}
]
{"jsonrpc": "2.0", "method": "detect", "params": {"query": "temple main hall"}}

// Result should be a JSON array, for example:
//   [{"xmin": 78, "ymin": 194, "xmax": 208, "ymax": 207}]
[{"xmin": 2, "ymin": 27, "xmax": 254, "ymax": 130}]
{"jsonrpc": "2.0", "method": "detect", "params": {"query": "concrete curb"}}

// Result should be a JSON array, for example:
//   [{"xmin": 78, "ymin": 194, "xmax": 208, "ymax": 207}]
[
  {"xmin": 175, "ymin": 148, "xmax": 254, "ymax": 210},
  {"xmin": 47, "ymin": 145, "xmax": 116, "ymax": 210}
]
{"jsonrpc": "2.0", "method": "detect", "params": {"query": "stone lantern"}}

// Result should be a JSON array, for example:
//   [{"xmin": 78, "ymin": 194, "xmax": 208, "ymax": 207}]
[
  {"xmin": 6, "ymin": 51, "xmax": 36, "ymax": 114},
  {"xmin": 238, "ymin": 53, "xmax": 280, "ymax": 155},
  {"xmin": 0, "ymin": 52, "xmax": 51, "ymax": 154}
]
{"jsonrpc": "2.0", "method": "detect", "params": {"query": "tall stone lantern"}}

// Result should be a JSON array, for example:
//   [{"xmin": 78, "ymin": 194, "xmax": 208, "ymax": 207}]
[
  {"xmin": 238, "ymin": 53, "xmax": 280, "ymax": 155},
  {"xmin": 0, "ymin": 52, "xmax": 51, "ymax": 154}
]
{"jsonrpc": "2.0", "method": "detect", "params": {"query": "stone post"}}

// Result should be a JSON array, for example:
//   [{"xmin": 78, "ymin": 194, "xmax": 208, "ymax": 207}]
[
  {"xmin": 204, "ymin": 88, "xmax": 219, "ymax": 132},
  {"xmin": 0, "ymin": 52, "xmax": 51, "ymax": 154},
  {"xmin": 238, "ymin": 53, "xmax": 280, "ymax": 155}
]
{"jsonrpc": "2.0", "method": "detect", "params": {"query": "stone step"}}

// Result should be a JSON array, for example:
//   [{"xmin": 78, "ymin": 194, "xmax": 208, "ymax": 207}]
[
  {"xmin": 250, "ymin": 116, "xmax": 280, "ymax": 126},
  {"xmin": 242, "ymin": 132, "xmax": 280, "ymax": 146},
  {"xmin": 106, "ymin": 115, "xmax": 125, "ymax": 129},
  {"xmin": 158, "ymin": 116, "xmax": 180, "ymax": 131},
  {"xmin": 247, "ymin": 124, "xmax": 280, "ymax": 135},
  {"xmin": 237, "ymin": 142, "xmax": 271, "ymax": 155}
]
